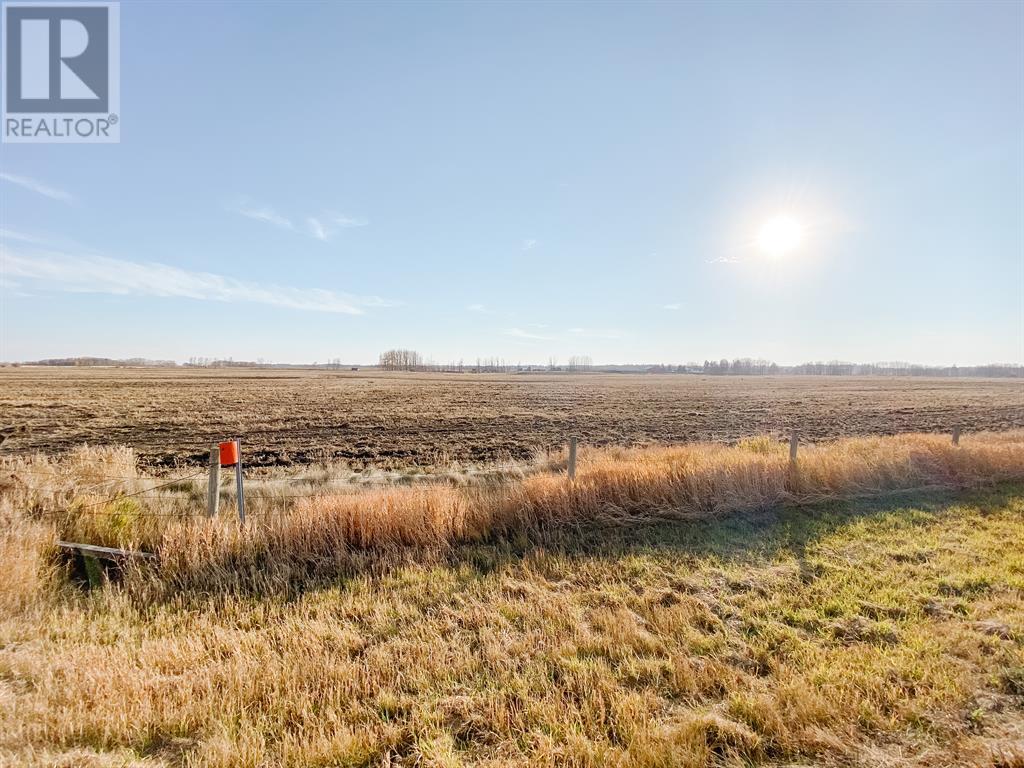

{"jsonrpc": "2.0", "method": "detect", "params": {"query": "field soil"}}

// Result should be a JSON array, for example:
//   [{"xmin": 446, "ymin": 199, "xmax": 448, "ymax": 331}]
[{"xmin": 0, "ymin": 367, "xmax": 1021, "ymax": 469}]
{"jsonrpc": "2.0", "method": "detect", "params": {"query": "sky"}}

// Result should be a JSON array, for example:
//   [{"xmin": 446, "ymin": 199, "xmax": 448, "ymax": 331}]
[{"xmin": 1, "ymin": 0, "xmax": 1021, "ymax": 366}]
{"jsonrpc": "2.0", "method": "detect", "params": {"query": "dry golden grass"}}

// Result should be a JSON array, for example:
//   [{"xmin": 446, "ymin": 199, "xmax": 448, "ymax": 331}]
[
  {"xmin": 1, "ymin": 433, "xmax": 1023, "ymax": 766},
  {"xmin": 142, "ymin": 432, "xmax": 1024, "ymax": 591},
  {"xmin": 5, "ymin": 432, "xmax": 1024, "ymax": 593}
]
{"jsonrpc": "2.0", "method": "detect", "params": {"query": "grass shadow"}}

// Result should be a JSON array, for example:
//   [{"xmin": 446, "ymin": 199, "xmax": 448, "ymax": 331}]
[
  {"xmin": 121, "ymin": 482, "xmax": 1024, "ymax": 605},
  {"xmin": 463, "ymin": 482, "xmax": 1023, "ymax": 577}
]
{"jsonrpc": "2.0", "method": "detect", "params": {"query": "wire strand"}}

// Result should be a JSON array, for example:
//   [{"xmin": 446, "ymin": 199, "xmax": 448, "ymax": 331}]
[
  {"xmin": 3, "ymin": 467, "xmax": 181, "ymax": 481},
  {"xmin": 34, "ymin": 508, "xmax": 207, "ymax": 519},
  {"xmin": 62, "ymin": 470, "xmax": 207, "ymax": 510}
]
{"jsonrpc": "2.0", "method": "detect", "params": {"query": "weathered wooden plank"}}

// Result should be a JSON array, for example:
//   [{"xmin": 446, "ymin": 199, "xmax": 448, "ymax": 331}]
[
  {"xmin": 56, "ymin": 540, "xmax": 156, "ymax": 561},
  {"xmin": 207, "ymin": 445, "xmax": 220, "ymax": 517}
]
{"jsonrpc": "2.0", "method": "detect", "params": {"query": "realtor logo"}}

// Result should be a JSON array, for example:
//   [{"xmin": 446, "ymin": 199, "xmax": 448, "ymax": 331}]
[{"xmin": 2, "ymin": 2, "xmax": 119, "ymax": 142}]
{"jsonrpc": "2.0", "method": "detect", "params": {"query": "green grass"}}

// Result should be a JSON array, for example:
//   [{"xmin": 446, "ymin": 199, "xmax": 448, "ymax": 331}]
[{"xmin": 1, "ymin": 486, "xmax": 1022, "ymax": 766}]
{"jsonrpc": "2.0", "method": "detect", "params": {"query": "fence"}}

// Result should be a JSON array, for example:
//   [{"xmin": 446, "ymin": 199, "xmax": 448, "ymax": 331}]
[{"xmin": 15, "ymin": 425, "xmax": 970, "ymax": 527}]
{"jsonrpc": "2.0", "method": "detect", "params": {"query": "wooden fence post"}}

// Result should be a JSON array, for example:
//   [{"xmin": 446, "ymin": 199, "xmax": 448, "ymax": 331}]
[
  {"xmin": 235, "ymin": 439, "xmax": 245, "ymax": 525},
  {"xmin": 207, "ymin": 445, "xmax": 220, "ymax": 517},
  {"xmin": 789, "ymin": 430, "xmax": 799, "ymax": 462},
  {"xmin": 952, "ymin": 426, "xmax": 961, "ymax": 446},
  {"xmin": 568, "ymin": 437, "xmax": 578, "ymax": 481}
]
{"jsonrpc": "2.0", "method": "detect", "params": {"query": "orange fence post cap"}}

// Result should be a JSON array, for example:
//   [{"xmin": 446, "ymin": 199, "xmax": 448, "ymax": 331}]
[{"xmin": 218, "ymin": 441, "xmax": 239, "ymax": 466}]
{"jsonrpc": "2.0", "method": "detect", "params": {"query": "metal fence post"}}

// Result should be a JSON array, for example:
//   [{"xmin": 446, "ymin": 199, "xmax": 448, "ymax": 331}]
[{"xmin": 235, "ymin": 439, "xmax": 245, "ymax": 525}]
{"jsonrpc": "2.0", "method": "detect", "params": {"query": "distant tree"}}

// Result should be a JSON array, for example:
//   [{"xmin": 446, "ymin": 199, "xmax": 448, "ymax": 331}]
[{"xmin": 378, "ymin": 349, "xmax": 423, "ymax": 371}]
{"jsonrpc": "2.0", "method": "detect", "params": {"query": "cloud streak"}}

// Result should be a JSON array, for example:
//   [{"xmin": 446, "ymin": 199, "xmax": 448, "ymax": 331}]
[
  {"xmin": 0, "ymin": 228, "xmax": 48, "ymax": 244},
  {"xmin": 237, "ymin": 204, "xmax": 293, "ymax": 231},
  {"xmin": 504, "ymin": 326, "xmax": 625, "ymax": 342},
  {"xmin": 331, "ymin": 214, "xmax": 369, "ymax": 229},
  {"xmin": 566, "ymin": 327, "xmax": 624, "ymax": 339},
  {"xmin": 504, "ymin": 327, "xmax": 553, "ymax": 341},
  {"xmin": 1, "ymin": 245, "xmax": 397, "ymax": 315},
  {"xmin": 306, "ymin": 216, "xmax": 328, "ymax": 241},
  {"xmin": 0, "ymin": 172, "xmax": 72, "ymax": 202},
  {"xmin": 234, "ymin": 201, "xmax": 368, "ymax": 241}
]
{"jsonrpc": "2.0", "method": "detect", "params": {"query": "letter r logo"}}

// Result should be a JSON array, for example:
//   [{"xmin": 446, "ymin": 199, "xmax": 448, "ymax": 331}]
[{"xmin": 4, "ymin": 5, "xmax": 109, "ymax": 113}]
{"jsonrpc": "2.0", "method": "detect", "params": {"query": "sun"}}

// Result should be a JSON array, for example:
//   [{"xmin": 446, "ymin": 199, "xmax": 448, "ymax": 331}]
[{"xmin": 755, "ymin": 215, "xmax": 804, "ymax": 257}]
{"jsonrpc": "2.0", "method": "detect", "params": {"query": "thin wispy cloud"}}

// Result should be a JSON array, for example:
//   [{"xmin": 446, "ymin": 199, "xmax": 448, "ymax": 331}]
[
  {"xmin": 236, "ymin": 204, "xmax": 294, "ymax": 231},
  {"xmin": 2, "ymin": 245, "xmax": 398, "ymax": 315},
  {"xmin": 0, "ymin": 228, "xmax": 48, "ymax": 245},
  {"xmin": 504, "ymin": 327, "xmax": 553, "ymax": 341},
  {"xmin": 707, "ymin": 256, "xmax": 741, "ymax": 265},
  {"xmin": 306, "ymin": 217, "xmax": 329, "ymax": 241},
  {"xmin": 234, "ymin": 200, "xmax": 368, "ymax": 241},
  {"xmin": 467, "ymin": 303, "xmax": 488, "ymax": 313},
  {"xmin": 663, "ymin": 303, "xmax": 681, "ymax": 310},
  {"xmin": 504, "ymin": 326, "xmax": 625, "ymax": 343},
  {"xmin": 0, "ymin": 172, "xmax": 72, "ymax": 202},
  {"xmin": 331, "ymin": 214, "xmax": 369, "ymax": 228},
  {"xmin": 566, "ymin": 327, "xmax": 624, "ymax": 340},
  {"xmin": 522, "ymin": 239, "xmax": 537, "ymax": 251}
]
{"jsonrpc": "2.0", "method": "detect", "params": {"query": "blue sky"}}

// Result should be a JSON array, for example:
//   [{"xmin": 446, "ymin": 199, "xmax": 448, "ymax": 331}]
[{"xmin": 1, "ymin": 0, "xmax": 1021, "ymax": 365}]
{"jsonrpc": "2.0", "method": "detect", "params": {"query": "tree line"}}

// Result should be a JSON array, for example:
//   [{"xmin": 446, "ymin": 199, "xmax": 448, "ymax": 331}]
[
  {"xmin": 12, "ymin": 355, "xmax": 1022, "ymax": 378},
  {"xmin": 700, "ymin": 359, "xmax": 1022, "ymax": 377},
  {"xmin": 377, "ymin": 349, "xmax": 424, "ymax": 371},
  {"xmin": 702, "ymin": 359, "xmax": 779, "ymax": 375},
  {"xmin": 376, "ymin": 350, "xmax": 596, "ymax": 373}
]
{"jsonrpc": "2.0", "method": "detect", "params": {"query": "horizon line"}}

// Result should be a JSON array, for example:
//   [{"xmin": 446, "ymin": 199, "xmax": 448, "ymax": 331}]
[{"xmin": 6, "ymin": 356, "xmax": 1023, "ymax": 371}]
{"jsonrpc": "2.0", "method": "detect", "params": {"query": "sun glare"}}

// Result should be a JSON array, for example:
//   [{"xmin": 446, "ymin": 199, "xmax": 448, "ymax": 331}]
[{"xmin": 755, "ymin": 215, "xmax": 804, "ymax": 257}]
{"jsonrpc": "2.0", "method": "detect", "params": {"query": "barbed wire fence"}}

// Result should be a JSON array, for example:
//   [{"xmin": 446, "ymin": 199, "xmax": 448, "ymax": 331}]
[{"xmin": 2, "ymin": 424, "xmax": 979, "ymax": 533}]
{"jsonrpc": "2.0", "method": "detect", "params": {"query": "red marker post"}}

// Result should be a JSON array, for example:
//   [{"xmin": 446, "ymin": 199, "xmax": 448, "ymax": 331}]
[{"xmin": 219, "ymin": 440, "xmax": 245, "ymax": 524}]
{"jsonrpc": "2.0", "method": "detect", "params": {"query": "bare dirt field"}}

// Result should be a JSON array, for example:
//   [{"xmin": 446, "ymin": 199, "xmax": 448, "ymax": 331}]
[{"xmin": 1, "ymin": 367, "xmax": 1021, "ymax": 469}]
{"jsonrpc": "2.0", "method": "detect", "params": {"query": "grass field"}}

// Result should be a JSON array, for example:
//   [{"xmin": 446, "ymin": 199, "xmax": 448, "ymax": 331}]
[
  {"xmin": 1, "ymin": 484, "xmax": 1022, "ymax": 766},
  {"xmin": 1, "ymin": 431, "xmax": 1023, "ymax": 766},
  {"xmin": 1, "ymin": 368, "xmax": 1022, "ymax": 469}
]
